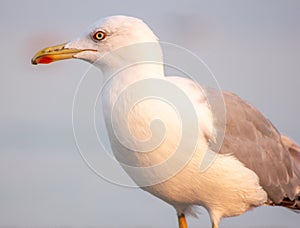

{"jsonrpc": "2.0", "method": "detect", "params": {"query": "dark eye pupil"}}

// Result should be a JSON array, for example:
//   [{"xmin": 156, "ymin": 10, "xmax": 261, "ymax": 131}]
[
  {"xmin": 97, "ymin": 33, "xmax": 103, "ymax": 39},
  {"xmin": 94, "ymin": 31, "xmax": 105, "ymax": 41}
]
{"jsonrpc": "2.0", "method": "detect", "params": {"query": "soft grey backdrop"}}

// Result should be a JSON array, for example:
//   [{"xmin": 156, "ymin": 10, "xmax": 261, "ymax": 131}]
[{"xmin": 1, "ymin": 0, "xmax": 299, "ymax": 227}]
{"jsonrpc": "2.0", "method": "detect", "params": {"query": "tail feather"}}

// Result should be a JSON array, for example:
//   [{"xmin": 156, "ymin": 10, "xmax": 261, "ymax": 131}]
[
  {"xmin": 278, "ymin": 196, "xmax": 300, "ymax": 210},
  {"xmin": 276, "ymin": 135, "xmax": 300, "ymax": 211},
  {"xmin": 268, "ymin": 196, "xmax": 300, "ymax": 212}
]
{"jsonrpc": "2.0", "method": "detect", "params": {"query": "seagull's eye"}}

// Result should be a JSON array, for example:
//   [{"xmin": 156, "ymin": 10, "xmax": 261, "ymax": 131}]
[{"xmin": 92, "ymin": 31, "xmax": 106, "ymax": 41}]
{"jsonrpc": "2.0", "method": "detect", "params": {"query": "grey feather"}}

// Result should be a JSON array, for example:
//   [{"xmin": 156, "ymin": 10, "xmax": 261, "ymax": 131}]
[{"xmin": 215, "ymin": 91, "xmax": 300, "ymax": 204}]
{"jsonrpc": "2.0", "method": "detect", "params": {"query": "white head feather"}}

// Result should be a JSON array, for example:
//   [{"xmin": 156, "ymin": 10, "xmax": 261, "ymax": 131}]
[{"xmin": 65, "ymin": 15, "xmax": 160, "ymax": 67}]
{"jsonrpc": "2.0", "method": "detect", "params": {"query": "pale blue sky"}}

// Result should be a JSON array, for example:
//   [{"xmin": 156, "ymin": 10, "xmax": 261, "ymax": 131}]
[{"xmin": 0, "ymin": 0, "xmax": 299, "ymax": 227}]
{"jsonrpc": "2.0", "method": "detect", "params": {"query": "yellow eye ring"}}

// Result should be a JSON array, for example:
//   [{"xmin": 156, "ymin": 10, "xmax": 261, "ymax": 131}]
[{"xmin": 92, "ymin": 31, "xmax": 106, "ymax": 41}]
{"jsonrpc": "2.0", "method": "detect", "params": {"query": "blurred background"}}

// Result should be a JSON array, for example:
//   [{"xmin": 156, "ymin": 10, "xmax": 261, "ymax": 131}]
[{"xmin": 1, "ymin": 0, "xmax": 299, "ymax": 227}]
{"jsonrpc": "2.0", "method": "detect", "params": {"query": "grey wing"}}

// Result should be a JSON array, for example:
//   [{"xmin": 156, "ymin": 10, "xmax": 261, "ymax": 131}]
[
  {"xmin": 281, "ymin": 135, "xmax": 300, "ymax": 169},
  {"xmin": 218, "ymin": 91, "xmax": 300, "ymax": 203}
]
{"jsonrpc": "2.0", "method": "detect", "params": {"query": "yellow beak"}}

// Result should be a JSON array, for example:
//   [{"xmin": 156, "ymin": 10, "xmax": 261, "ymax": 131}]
[{"xmin": 31, "ymin": 43, "xmax": 85, "ymax": 65}]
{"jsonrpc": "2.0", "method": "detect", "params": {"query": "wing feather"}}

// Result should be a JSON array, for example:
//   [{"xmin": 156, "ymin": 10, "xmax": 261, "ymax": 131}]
[{"xmin": 219, "ymin": 91, "xmax": 300, "ymax": 203}]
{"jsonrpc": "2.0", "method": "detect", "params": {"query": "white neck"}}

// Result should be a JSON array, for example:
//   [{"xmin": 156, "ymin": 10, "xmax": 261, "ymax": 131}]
[
  {"xmin": 97, "ymin": 42, "xmax": 163, "ymax": 74},
  {"xmin": 98, "ymin": 42, "xmax": 165, "ymax": 101}
]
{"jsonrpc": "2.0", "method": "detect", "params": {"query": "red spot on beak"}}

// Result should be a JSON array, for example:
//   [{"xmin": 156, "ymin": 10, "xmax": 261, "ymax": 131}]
[{"xmin": 38, "ymin": 56, "xmax": 53, "ymax": 64}]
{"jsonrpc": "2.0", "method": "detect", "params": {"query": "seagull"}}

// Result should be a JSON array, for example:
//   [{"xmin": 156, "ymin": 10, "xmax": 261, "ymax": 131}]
[{"xmin": 32, "ymin": 15, "xmax": 300, "ymax": 228}]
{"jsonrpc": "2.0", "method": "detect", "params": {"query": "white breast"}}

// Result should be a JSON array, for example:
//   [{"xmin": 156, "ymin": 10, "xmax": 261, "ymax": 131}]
[{"xmin": 102, "ymin": 71, "xmax": 267, "ymax": 221}]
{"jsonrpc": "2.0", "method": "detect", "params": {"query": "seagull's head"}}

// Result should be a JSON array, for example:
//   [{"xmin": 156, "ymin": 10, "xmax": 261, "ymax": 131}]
[{"xmin": 31, "ymin": 15, "xmax": 159, "ymax": 66}]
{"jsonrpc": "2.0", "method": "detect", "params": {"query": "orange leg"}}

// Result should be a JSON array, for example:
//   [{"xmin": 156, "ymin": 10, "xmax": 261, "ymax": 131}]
[
  {"xmin": 212, "ymin": 222, "xmax": 218, "ymax": 228},
  {"xmin": 178, "ymin": 214, "xmax": 188, "ymax": 228}
]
